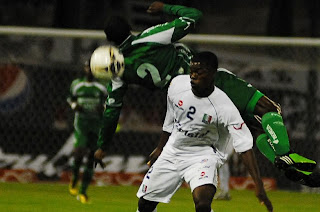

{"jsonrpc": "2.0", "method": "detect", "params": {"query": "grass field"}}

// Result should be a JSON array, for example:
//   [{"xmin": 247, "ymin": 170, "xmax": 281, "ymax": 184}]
[{"xmin": 1, "ymin": 182, "xmax": 320, "ymax": 212}]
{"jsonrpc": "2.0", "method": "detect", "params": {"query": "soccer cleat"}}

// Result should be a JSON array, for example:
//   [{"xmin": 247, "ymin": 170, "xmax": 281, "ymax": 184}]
[
  {"xmin": 69, "ymin": 184, "xmax": 78, "ymax": 196},
  {"xmin": 77, "ymin": 194, "xmax": 90, "ymax": 204},
  {"xmin": 283, "ymin": 167, "xmax": 320, "ymax": 187},
  {"xmin": 274, "ymin": 153, "xmax": 316, "ymax": 172},
  {"xmin": 214, "ymin": 190, "xmax": 231, "ymax": 201}
]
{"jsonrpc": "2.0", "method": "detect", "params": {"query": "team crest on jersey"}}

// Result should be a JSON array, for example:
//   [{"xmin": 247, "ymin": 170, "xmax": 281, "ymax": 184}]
[
  {"xmin": 202, "ymin": 114, "xmax": 212, "ymax": 124},
  {"xmin": 142, "ymin": 184, "xmax": 148, "ymax": 193},
  {"xmin": 178, "ymin": 100, "xmax": 183, "ymax": 106}
]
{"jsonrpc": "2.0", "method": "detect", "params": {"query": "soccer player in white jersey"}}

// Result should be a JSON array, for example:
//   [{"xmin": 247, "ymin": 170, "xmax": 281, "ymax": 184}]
[{"xmin": 136, "ymin": 52, "xmax": 273, "ymax": 212}]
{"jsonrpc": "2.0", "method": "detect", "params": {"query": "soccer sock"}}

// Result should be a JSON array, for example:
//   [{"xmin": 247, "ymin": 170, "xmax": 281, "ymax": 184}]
[
  {"xmin": 256, "ymin": 133, "xmax": 276, "ymax": 163},
  {"xmin": 261, "ymin": 112, "xmax": 290, "ymax": 156},
  {"xmin": 79, "ymin": 167, "xmax": 93, "ymax": 195},
  {"xmin": 71, "ymin": 161, "xmax": 81, "ymax": 187}
]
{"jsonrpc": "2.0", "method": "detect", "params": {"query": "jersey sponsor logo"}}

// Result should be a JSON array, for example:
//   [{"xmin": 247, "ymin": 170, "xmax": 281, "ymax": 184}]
[
  {"xmin": 177, "ymin": 128, "xmax": 210, "ymax": 139},
  {"xmin": 178, "ymin": 100, "xmax": 183, "ymax": 106},
  {"xmin": 266, "ymin": 124, "xmax": 279, "ymax": 144},
  {"xmin": 201, "ymin": 159, "xmax": 208, "ymax": 163},
  {"xmin": 174, "ymin": 103, "xmax": 184, "ymax": 111},
  {"xmin": 232, "ymin": 122, "xmax": 245, "ymax": 130},
  {"xmin": 202, "ymin": 114, "xmax": 212, "ymax": 124},
  {"xmin": 199, "ymin": 171, "xmax": 208, "ymax": 180}
]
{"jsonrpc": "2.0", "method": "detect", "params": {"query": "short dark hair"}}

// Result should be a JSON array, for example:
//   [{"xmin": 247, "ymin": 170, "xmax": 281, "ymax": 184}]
[
  {"xmin": 104, "ymin": 16, "xmax": 132, "ymax": 45},
  {"xmin": 191, "ymin": 51, "xmax": 218, "ymax": 71}
]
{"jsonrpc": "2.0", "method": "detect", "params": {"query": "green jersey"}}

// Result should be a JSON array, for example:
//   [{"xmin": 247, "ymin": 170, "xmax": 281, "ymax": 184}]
[
  {"xmin": 215, "ymin": 68, "xmax": 264, "ymax": 121},
  {"xmin": 69, "ymin": 78, "xmax": 108, "ymax": 130},
  {"xmin": 98, "ymin": 4, "xmax": 202, "ymax": 150}
]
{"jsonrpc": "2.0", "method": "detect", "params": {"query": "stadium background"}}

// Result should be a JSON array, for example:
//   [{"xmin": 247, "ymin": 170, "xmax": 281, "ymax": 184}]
[{"xmin": 0, "ymin": 0, "xmax": 320, "ymax": 192}]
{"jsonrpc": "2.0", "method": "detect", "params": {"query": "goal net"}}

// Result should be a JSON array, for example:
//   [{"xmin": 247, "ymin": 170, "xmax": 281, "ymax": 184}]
[{"xmin": 0, "ymin": 26, "xmax": 319, "ymax": 190}]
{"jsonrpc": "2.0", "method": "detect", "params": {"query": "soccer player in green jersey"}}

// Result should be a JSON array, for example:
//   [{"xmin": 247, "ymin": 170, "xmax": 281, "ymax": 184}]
[
  {"xmin": 95, "ymin": 1, "xmax": 319, "ymax": 187},
  {"xmin": 68, "ymin": 61, "xmax": 108, "ymax": 203}
]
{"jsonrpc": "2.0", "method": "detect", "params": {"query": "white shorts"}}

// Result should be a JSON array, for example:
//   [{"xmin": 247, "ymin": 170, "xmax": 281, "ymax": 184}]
[{"xmin": 137, "ymin": 149, "xmax": 221, "ymax": 203}]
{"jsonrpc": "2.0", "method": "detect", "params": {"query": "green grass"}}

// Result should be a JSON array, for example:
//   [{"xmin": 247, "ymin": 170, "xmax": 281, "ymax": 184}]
[{"xmin": 0, "ymin": 182, "xmax": 320, "ymax": 212}]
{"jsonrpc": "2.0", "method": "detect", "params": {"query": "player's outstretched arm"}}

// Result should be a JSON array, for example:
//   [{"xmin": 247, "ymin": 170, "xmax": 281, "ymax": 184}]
[
  {"xmin": 240, "ymin": 149, "xmax": 273, "ymax": 212},
  {"xmin": 147, "ymin": 131, "xmax": 170, "ymax": 167}
]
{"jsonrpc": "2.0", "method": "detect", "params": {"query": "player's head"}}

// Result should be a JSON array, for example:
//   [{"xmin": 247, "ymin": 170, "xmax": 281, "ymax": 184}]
[
  {"xmin": 104, "ymin": 16, "xmax": 132, "ymax": 45},
  {"xmin": 190, "ymin": 51, "xmax": 218, "ymax": 97}
]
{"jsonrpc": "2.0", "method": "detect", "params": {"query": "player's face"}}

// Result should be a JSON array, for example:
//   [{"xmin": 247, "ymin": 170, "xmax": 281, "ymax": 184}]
[{"xmin": 190, "ymin": 62, "xmax": 215, "ymax": 97}]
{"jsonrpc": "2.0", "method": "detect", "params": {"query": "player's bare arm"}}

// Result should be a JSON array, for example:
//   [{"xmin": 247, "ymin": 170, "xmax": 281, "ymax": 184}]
[
  {"xmin": 240, "ymin": 149, "xmax": 273, "ymax": 212},
  {"xmin": 94, "ymin": 148, "xmax": 106, "ymax": 168},
  {"xmin": 147, "ymin": 131, "xmax": 170, "ymax": 167}
]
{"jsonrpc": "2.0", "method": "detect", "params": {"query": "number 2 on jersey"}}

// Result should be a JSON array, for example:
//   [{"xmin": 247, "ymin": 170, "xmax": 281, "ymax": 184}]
[
  {"xmin": 187, "ymin": 106, "xmax": 196, "ymax": 120},
  {"xmin": 137, "ymin": 63, "xmax": 172, "ymax": 88}
]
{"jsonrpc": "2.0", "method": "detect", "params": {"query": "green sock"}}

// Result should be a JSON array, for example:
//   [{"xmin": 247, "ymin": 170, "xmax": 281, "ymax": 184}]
[
  {"xmin": 256, "ymin": 133, "xmax": 276, "ymax": 163},
  {"xmin": 261, "ymin": 112, "xmax": 290, "ymax": 156},
  {"xmin": 71, "ymin": 162, "xmax": 81, "ymax": 188},
  {"xmin": 80, "ymin": 167, "xmax": 93, "ymax": 195}
]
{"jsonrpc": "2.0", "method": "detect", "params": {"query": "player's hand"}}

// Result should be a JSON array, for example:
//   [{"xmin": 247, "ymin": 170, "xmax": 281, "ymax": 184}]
[
  {"xmin": 147, "ymin": 1, "xmax": 164, "ymax": 14},
  {"xmin": 147, "ymin": 147, "xmax": 162, "ymax": 167},
  {"xmin": 94, "ymin": 148, "xmax": 106, "ymax": 169},
  {"xmin": 255, "ymin": 188, "xmax": 273, "ymax": 212}
]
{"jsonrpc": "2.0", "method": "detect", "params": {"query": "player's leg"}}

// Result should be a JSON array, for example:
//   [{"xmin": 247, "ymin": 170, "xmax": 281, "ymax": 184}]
[
  {"xmin": 137, "ymin": 198, "xmax": 158, "ymax": 212},
  {"xmin": 77, "ymin": 132, "xmax": 98, "ymax": 203},
  {"xmin": 184, "ymin": 153, "xmax": 219, "ymax": 212},
  {"xmin": 192, "ymin": 184, "xmax": 216, "ymax": 212},
  {"xmin": 254, "ymin": 95, "xmax": 316, "ymax": 171},
  {"xmin": 77, "ymin": 149, "xmax": 94, "ymax": 204},
  {"xmin": 69, "ymin": 130, "xmax": 86, "ymax": 196},
  {"xmin": 136, "ymin": 152, "xmax": 183, "ymax": 211},
  {"xmin": 256, "ymin": 133, "xmax": 276, "ymax": 163}
]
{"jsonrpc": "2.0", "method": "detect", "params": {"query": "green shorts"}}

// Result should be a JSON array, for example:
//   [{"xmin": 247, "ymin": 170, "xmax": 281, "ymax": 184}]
[
  {"xmin": 74, "ymin": 115, "xmax": 101, "ymax": 150},
  {"xmin": 214, "ymin": 69, "xmax": 264, "ymax": 121}
]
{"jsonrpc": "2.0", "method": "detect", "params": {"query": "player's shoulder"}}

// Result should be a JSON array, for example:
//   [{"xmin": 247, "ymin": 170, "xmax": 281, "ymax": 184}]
[
  {"xmin": 217, "ymin": 68, "xmax": 236, "ymax": 76},
  {"xmin": 168, "ymin": 75, "xmax": 190, "ymax": 95},
  {"xmin": 70, "ymin": 78, "xmax": 84, "ymax": 88},
  {"xmin": 211, "ymin": 87, "xmax": 238, "ymax": 111}
]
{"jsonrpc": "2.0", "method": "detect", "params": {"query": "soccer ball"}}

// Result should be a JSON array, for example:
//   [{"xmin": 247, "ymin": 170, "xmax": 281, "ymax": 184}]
[{"xmin": 90, "ymin": 45, "xmax": 125, "ymax": 82}]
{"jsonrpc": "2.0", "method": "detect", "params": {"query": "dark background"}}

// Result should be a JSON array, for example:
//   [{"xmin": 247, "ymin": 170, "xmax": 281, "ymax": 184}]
[{"xmin": 1, "ymin": 0, "xmax": 320, "ymax": 37}]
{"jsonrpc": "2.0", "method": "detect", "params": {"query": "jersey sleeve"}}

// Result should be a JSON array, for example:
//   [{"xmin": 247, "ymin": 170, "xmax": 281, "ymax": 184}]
[
  {"xmin": 222, "ymin": 104, "xmax": 253, "ymax": 153},
  {"xmin": 133, "ymin": 4, "xmax": 202, "ymax": 45},
  {"xmin": 97, "ymin": 77, "xmax": 128, "ymax": 151},
  {"xmin": 162, "ymin": 95, "xmax": 175, "ymax": 133},
  {"xmin": 163, "ymin": 4, "xmax": 203, "ymax": 41},
  {"xmin": 67, "ymin": 78, "xmax": 81, "ymax": 104},
  {"xmin": 162, "ymin": 81, "xmax": 176, "ymax": 133}
]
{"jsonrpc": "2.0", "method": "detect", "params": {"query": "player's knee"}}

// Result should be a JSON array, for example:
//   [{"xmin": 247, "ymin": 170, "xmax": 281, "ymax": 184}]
[
  {"xmin": 256, "ymin": 96, "xmax": 282, "ymax": 117},
  {"xmin": 138, "ymin": 197, "xmax": 158, "ymax": 212}
]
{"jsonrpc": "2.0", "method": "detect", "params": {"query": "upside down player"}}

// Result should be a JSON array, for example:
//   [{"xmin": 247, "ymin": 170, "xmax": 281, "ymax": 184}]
[
  {"xmin": 68, "ymin": 61, "xmax": 108, "ymax": 203},
  {"xmin": 94, "ymin": 1, "xmax": 319, "ymax": 187}
]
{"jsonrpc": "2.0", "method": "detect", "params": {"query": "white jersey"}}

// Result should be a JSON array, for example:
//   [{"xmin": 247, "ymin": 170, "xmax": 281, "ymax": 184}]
[{"xmin": 162, "ymin": 75, "xmax": 253, "ymax": 160}]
